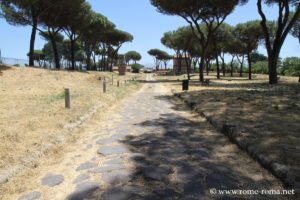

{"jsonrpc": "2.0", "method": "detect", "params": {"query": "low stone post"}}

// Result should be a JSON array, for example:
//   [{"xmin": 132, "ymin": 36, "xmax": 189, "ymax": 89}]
[
  {"xmin": 65, "ymin": 88, "xmax": 70, "ymax": 109},
  {"xmin": 103, "ymin": 81, "xmax": 106, "ymax": 93}
]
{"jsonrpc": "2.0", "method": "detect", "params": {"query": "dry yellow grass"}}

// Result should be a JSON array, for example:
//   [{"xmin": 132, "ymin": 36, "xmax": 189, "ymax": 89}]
[{"xmin": 0, "ymin": 65, "xmax": 143, "ymax": 172}]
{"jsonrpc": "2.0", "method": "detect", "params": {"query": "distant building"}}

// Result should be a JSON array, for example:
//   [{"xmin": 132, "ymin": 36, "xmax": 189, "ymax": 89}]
[
  {"xmin": 112, "ymin": 66, "xmax": 132, "ymax": 72},
  {"xmin": 173, "ymin": 55, "xmax": 190, "ymax": 75}
]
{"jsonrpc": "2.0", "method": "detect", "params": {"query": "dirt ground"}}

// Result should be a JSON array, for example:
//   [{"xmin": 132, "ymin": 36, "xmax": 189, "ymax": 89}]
[
  {"xmin": 156, "ymin": 73, "xmax": 300, "ymax": 184},
  {"xmin": 0, "ymin": 65, "xmax": 143, "ymax": 172}
]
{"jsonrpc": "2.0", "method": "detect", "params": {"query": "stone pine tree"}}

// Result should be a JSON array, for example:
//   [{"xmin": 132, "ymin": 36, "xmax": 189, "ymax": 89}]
[
  {"xmin": 39, "ymin": 31, "xmax": 64, "ymax": 68},
  {"xmin": 158, "ymin": 51, "xmax": 173, "ymax": 70},
  {"xmin": 62, "ymin": 1, "xmax": 92, "ymax": 70},
  {"xmin": 257, "ymin": 0, "xmax": 300, "ymax": 84},
  {"xmin": 105, "ymin": 29, "xmax": 133, "ymax": 71},
  {"xmin": 161, "ymin": 31, "xmax": 183, "ymax": 75},
  {"xmin": 214, "ymin": 23, "xmax": 233, "ymax": 78},
  {"xmin": 148, "ymin": 49, "xmax": 165, "ymax": 70},
  {"xmin": 125, "ymin": 51, "xmax": 142, "ymax": 64},
  {"xmin": 1, "ymin": 0, "xmax": 45, "ymax": 66},
  {"xmin": 38, "ymin": 0, "xmax": 71, "ymax": 69},
  {"xmin": 234, "ymin": 20, "xmax": 263, "ymax": 79},
  {"xmin": 291, "ymin": 18, "xmax": 300, "ymax": 43},
  {"xmin": 151, "ymin": 0, "xmax": 248, "ymax": 82},
  {"xmin": 80, "ymin": 12, "xmax": 114, "ymax": 71}
]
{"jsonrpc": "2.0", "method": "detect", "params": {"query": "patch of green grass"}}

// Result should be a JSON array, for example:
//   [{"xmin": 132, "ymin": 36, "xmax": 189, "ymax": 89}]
[{"xmin": 45, "ymin": 92, "xmax": 65, "ymax": 103}]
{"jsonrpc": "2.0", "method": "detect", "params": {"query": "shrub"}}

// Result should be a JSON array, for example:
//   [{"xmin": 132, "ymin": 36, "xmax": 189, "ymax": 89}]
[
  {"xmin": 282, "ymin": 57, "xmax": 300, "ymax": 76},
  {"xmin": 131, "ymin": 63, "xmax": 144, "ymax": 73},
  {"xmin": 252, "ymin": 61, "xmax": 269, "ymax": 74}
]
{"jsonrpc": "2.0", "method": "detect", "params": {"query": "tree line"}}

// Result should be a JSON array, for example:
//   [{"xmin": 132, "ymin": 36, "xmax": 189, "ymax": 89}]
[
  {"xmin": 0, "ymin": 0, "xmax": 135, "ymax": 71},
  {"xmin": 150, "ymin": 0, "xmax": 300, "ymax": 84}
]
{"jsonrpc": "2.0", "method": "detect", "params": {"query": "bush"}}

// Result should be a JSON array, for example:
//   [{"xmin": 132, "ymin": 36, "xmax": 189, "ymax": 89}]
[
  {"xmin": 252, "ymin": 61, "xmax": 269, "ymax": 74},
  {"xmin": 131, "ymin": 63, "xmax": 144, "ymax": 73},
  {"xmin": 282, "ymin": 57, "xmax": 300, "ymax": 76}
]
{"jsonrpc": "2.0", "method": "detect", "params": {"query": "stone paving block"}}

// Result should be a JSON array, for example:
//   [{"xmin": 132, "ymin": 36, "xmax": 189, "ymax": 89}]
[
  {"xmin": 18, "ymin": 191, "xmax": 41, "ymax": 200},
  {"xmin": 96, "ymin": 138, "xmax": 118, "ymax": 145},
  {"xmin": 41, "ymin": 174, "xmax": 64, "ymax": 187},
  {"xmin": 102, "ymin": 170, "xmax": 132, "ymax": 185},
  {"xmin": 73, "ymin": 174, "xmax": 90, "ymax": 184},
  {"xmin": 184, "ymin": 180, "xmax": 205, "ymax": 198},
  {"xmin": 206, "ymin": 172, "xmax": 239, "ymax": 190},
  {"xmin": 89, "ymin": 163, "xmax": 126, "ymax": 174},
  {"xmin": 104, "ymin": 158, "xmax": 124, "ymax": 165},
  {"xmin": 142, "ymin": 166, "xmax": 170, "ymax": 181},
  {"xmin": 97, "ymin": 145, "xmax": 129, "ymax": 156},
  {"xmin": 68, "ymin": 182, "xmax": 100, "ymax": 200},
  {"xmin": 76, "ymin": 161, "xmax": 97, "ymax": 171},
  {"xmin": 101, "ymin": 187, "xmax": 132, "ymax": 200}
]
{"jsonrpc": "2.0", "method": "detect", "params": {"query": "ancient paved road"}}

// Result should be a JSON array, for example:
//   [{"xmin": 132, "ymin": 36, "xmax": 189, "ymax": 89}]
[{"xmin": 15, "ymin": 74, "xmax": 289, "ymax": 200}]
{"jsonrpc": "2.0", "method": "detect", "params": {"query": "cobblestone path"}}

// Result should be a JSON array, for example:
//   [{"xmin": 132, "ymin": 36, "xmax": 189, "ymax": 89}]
[{"xmin": 14, "ymin": 74, "xmax": 290, "ymax": 200}]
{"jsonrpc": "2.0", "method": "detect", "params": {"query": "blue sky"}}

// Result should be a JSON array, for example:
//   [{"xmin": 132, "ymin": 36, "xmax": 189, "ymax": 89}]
[{"xmin": 0, "ymin": 0, "xmax": 299, "ymax": 66}]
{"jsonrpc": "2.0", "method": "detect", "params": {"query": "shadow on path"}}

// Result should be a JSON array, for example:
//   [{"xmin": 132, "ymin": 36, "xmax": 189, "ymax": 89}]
[{"xmin": 82, "ymin": 93, "xmax": 290, "ymax": 200}]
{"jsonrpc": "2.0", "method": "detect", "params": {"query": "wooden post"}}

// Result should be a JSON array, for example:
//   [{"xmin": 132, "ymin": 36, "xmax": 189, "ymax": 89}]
[
  {"xmin": 103, "ymin": 81, "xmax": 106, "ymax": 93},
  {"xmin": 117, "ymin": 80, "xmax": 120, "ymax": 87},
  {"xmin": 65, "ymin": 88, "xmax": 70, "ymax": 109},
  {"xmin": 125, "ymin": 80, "xmax": 127, "ymax": 85},
  {"xmin": 111, "ymin": 74, "xmax": 114, "ymax": 85}
]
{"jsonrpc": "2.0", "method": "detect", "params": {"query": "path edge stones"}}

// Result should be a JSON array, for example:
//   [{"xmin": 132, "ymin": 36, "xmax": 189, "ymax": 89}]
[{"xmin": 173, "ymin": 91, "xmax": 298, "ymax": 189}]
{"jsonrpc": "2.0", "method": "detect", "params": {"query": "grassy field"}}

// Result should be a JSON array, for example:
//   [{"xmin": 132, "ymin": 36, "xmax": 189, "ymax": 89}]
[
  {"xmin": 0, "ymin": 64, "xmax": 143, "ymax": 172},
  {"xmin": 156, "ymin": 72, "xmax": 300, "ymax": 182}
]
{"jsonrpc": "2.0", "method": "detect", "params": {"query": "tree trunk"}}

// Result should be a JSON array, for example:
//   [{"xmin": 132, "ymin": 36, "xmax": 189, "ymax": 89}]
[
  {"xmin": 216, "ymin": 54, "xmax": 220, "ymax": 79},
  {"xmin": 199, "ymin": 58, "xmax": 204, "ymax": 82},
  {"xmin": 184, "ymin": 52, "xmax": 190, "ymax": 80},
  {"xmin": 70, "ymin": 37, "xmax": 75, "ymax": 70},
  {"xmin": 268, "ymin": 55, "xmax": 278, "ymax": 84},
  {"xmin": 92, "ymin": 53, "xmax": 96, "ymax": 71},
  {"xmin": 29, "ymin": 14, "xmax": 37, "ymax": 67},
  {"xmin": 221, "ymin": 58, "xmax": 226, "ymax": 77},
  {"xmin": 239, "ymin": 55, "xmax": 244, "ymax": 77},
  {"xmin": 193, "ymin": 60, "xmax": 197, "ymax": 72},
  {"xmin": 178, "ymin": 53, "xmax": 182, "ymax": 75},
  {"xmin": 230, "ymin": 56, "xmax": 235, "ymax": 77},
  {"xmin": 86, "ymin": 52, "xmax": 91, "ymax": 71},
  {"xmin": 206, "ymin": 59, "xmax": 209, "ymax": 76},
  {"xmin": 50, "ymin": 37, "xmax": 60, "ymax": 69},
  {"xmin": 247, "ymin": 53, "xmax": 252, "ymax": 80}
]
